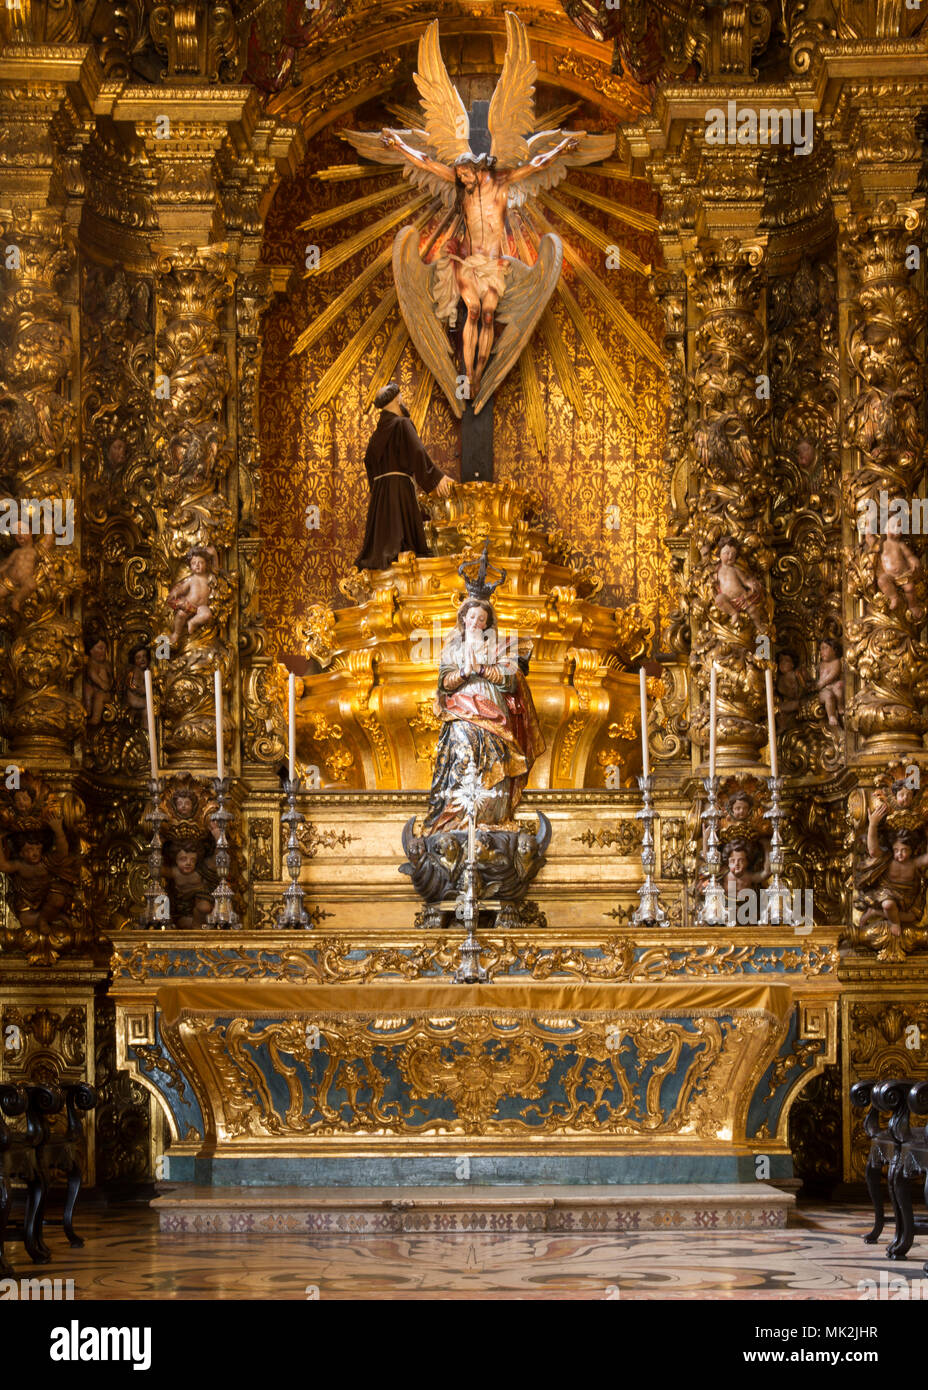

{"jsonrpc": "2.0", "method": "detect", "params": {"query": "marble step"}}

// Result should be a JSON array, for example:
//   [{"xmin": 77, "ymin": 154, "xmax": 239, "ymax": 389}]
[{"xmin": 153, "ymin": 1182, "xmax": 793, "ymax": 1235}]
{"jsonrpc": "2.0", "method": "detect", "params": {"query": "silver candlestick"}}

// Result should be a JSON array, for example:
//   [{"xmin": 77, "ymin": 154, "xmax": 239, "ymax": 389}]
[
  {"xmin": 278, "ymin": 776, "xmax": 311, "ymax": 928},
  {"xmin": 695, "ymin": 775, "xmax": 728, "ymax": 926},
  {"xmin": 631, "ymin": 773, "xmax": 668, "ymax": 926},
  {"xmin": 758, "ymin": 775, "xmax": 794, "ymax": 925},
  {"xmin": 139, "ymin": 778, "xmax": 171, "ymax": 929},
  {"xmin": 206, "ymin": 776, "xmax": 240, "ymax": 929},
  {"xmin": 454, "ymin": 848, "xmax": 488, "ymax": 984},
  {"xmin": 452, "ymin": 758, "xmax": 488, "ymax": 984}
]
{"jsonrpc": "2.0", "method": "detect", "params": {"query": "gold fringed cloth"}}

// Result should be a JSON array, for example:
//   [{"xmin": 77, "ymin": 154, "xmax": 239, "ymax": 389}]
[{"xmin": 157, "ymin": 980, "xmax": 793, "ymax": 1025}]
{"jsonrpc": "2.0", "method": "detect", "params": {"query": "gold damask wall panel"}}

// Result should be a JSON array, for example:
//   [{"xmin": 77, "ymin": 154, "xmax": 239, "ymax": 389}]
[{"xmin": 258, "ymin": 107, "xmax": 668, "ymax": 656}]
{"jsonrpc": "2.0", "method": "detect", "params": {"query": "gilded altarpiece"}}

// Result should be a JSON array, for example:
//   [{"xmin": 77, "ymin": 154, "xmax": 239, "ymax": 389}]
[{"xmin": 2, "ymin": 1, "xmax": 928, "ymax": 1195}]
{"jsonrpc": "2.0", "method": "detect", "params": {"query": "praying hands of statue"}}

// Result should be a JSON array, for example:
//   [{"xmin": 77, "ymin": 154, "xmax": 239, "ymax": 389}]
[{"xmin": 461, "ymin": 642, "xmax": 478, "ymax": 679}]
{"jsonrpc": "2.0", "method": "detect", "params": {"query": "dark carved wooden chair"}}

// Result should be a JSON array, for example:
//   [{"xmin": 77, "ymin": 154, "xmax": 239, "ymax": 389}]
[
  {"xmin": 0, "ymin": 1082, "xmax": 56, "ymax": 1273},
  {"xmin": 889, "ymin": 1081, "xmax": 928, "ymax": 1265},
  {"xmin": 850, "ymin": 1078, "xmax": 911, "ymax": 1249},
  {"xmin": 39, "ymin": 1082, "xmax": 97, "ymax": 1250},
  {"xmin": 0, "ymin": 1081, "xmax": 97, "ymax": 1273}
]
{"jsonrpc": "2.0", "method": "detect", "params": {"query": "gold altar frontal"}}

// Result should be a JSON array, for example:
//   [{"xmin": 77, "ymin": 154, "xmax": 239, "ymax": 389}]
[{"xmin": 111, "ymin": 915, "xmax": 839, "ymax": 1190}]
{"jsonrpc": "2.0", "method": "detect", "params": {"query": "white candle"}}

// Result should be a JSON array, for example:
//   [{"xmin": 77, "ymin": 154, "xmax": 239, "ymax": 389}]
[
  {"xmin": 467, "ymin": 813, "xmax": 475, "ymax": 864},
  {"xmin": 143, "ymin": 668, "xmax": 158, "ymax": 780},
  {"xmin": 639, "ymin": 668, "xmax": 650, "ymax": 779},
  {"xmin": 214, "ymin": 668, "xmax": 224, "ymax": 781},
  {"xmin": 765, "ymin": 666, "xmax": 778, "ymax": 780},
  {"xmin": 709, "ymin": 663, "xmax": 717, "ymax": 780},
  {"xmin": 288, "ymin": 671, "xmax": 296, "ymax": 783}
]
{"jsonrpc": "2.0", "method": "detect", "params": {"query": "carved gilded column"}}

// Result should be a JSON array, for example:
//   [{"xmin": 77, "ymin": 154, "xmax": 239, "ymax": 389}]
[
  {"xmin": 648, "ymin": 266, "xmax": 691, "ymax": 770},
  {"xmin": 841, "ymin": 201, "xmax": 928, "ymax": 753},
  {"xmin": 148, "ymin": 244, "xmax": 235, "ymax": 765},
  {"xmin": 215, "ymin": 117, "xmax": 300, "ymax": 778},
  {"xmin": 685, "ymin": 235, "xmax": 773, "ymax": 768},
  {"xmin": 0, "ymin": 207, "xmax": 85, "ymax": 758},
  {"xmin": 237, "ymin": 267, "xmax": 286, "ymax": 772},
  {"xmin": 0, "ymin": 37, "xmax": 101, "ymax": 763}
]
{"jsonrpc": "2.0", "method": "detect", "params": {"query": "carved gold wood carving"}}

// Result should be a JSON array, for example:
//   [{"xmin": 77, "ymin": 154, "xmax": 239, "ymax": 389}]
[
  {"xmin": 151, "ymin": 244, "xmax": 237, "ymax": 765},
  {"xmin": 285, "ymin": 483, "xmax": 651, "ymax": 790},
  {"xmin": 0, "ymin": 208, "xmax": 85, "ymax": 756},
  {"xmin": 842, "ymin": 200, "xmax": 928, "ymax": 753},
  {"xmin": 166, "ymin": 1007, "xmax": 769, "ymax": 1142},
  {"xmin": 111, "ymin": 933, "xmax": 839, "ymax": 986},
  {"xmin": 684, "ymin": 235, "xmax": 773, "ymax": 769}
]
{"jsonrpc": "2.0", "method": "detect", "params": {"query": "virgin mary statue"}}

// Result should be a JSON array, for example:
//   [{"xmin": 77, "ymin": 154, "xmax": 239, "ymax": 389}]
[{"xmin": 423, "ymin": 546, "xmax": 545, "ymax": 835}]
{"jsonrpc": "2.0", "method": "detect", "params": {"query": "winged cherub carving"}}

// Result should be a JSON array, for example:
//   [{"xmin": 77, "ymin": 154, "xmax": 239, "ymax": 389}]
[{"xmin": 343, "ymin": 12, "xmax": 614, "ymax": 415}]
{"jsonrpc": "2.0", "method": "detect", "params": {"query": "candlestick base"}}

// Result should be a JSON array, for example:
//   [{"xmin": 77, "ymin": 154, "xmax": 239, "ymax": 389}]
[
  {"xmin": 757, "ymin": 775, "xmax": 795, "ymax": 926},
  {"xmin": 205, "ymin": 777, "xmax": 241, "ymax": 930},
  {"xmin": 695, "ymin": 775, "xmax": 729, "ymax": 927},
  {"xmin": 452, "ymin": 835, "xmax": 489, "ymax": 985},
  {"xmin": 138, "ymin": 778, "xmax": 172, "ymax": 930},
  {"xmin": 277, "ymin": 778, "xmax": 312, "ymax": 929},
  {"xmin": 630, "ymin": 774, "xmax": 669, "ymax": 927}
]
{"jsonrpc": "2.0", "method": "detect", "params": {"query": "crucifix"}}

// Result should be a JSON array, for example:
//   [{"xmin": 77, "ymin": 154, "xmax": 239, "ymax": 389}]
[{"xmin": 460, "ymin": 99, "xmax": 494, "ymax": 484}]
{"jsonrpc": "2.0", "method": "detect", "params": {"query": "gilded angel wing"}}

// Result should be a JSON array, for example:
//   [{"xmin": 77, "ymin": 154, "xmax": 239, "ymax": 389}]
[
  {"xmin": 393, "ymin": 225, "xmax": 463, "ymax": 419},
  {"xmin": 471, "ymin": 233, "xmax": 563, "ymax": 415},
  {"xmin": 506, "ymin": 130, "xmax": 617, "ymax": 207},
  {"xmin": 414, "ymin": 19, "xmax": 471, "ymax": 163},
  {"xmin": 339, "ymin": 128, "xmax": 457, "ymax": 208},
  {"xmin": 488, "ymin": 10, "xmax": 536, "ymax": 168}
]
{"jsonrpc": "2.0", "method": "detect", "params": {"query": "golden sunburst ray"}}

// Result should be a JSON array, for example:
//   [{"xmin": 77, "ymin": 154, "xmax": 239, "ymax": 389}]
[
  {"xmin": 518, "ymin": 337, "xmax": 547, "ymax": 454},
  {"xmin": 534, "ymin": 102, "xmax": 580, "ymax": 130},
  {"xmin": 593, "ymin": 161, "xmax": 653, "ymax": 186},
  {"xmin": 510, "ymin": 222, "xmax": 587, "ymax": 419},
  {"xmin": 292, "ymin": 205, "xmax": 433, "ymax": 358},
  {"xmin": 313, "ymin": 163, "xmax": 403, "ymax": 183},
  {"xmin": 306, "ymin": 290, "xmax": 398, "ymax": 413},
  {"xmin": 291, "ymin": 243, "xmax": 395, "ymax": 357},
  {"xmin": 408, "ymin": 369, "xmax": 434, "ymax": 435},
  {"xmin": 384, "ymin": 101, "xmax": 425, "ymax": 129},
  {"xmin": 521, "ymin": 214, "xmax": 640, "ymax": 429},
  {"xmin": 538, "ymin": 304, "xmax": 589, "ymax": 419},
  {"xmin": 556, "ymin": 279, "xmax": 641, "ymax": 429},
  {"xmin": 298, "ymin": 180, "xmax": 409, "ymax": 232},
  {"xmin": 363, "ymin": 315, "xmax": 410, "ymax": 410},
  {"xmin": 536, "ymin": 190, "xmax": 651, "ymax": 279},
  {"xmin": 306, "ymin": 193, "xmax": 436, "ymax": 277},
  {"xmin": 559, "ymin": 180, "xmax": 659, "ymax": 234},
  {"xmin": 524, "ymin": 205, "xmax": 665, "ymax": 372}
]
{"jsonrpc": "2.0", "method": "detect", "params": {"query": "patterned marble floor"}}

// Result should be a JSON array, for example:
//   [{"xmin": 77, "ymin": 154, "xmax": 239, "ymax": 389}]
[{"xmin": 4, "ymin": 1199, "xmax": 926, "ymax": 1300}]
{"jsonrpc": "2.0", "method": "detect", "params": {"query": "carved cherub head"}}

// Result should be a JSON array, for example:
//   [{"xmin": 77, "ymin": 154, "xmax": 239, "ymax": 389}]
[
  {"xmin": 16, "ymin": 832, "xmax": 46, "ymax": 865},
  {"xmin": 172, "ymin": 791, "xmax": 196, "ymax": 819},
  {"xmin": 727, "ymin": 841, "xmax": 751, "ymax": 876},
  {"xmin": 107, "ymin": 437, "xmax": 127, "ymax": 467},
  {"xmin": 892, "ymin": 829, "xmax": 921, "ymax": 863},
  {"xmin": 891, "ymin": 779, "xmax": 915, "ymax": 809},
  {"xmin": 187, "ymin": 547, "xmax": 211, "ymax": 575},
  {"xmin": 174, "ymin": 843, "xmax": 202, "ymax": 874},
  {"xmin": 796, "ymin": 439, "xmax": 815, "ymax": 470}
]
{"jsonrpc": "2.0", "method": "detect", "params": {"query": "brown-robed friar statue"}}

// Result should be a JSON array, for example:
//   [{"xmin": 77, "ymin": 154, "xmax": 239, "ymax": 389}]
[{"xmin": 354, "ymin": 382, "xmax": 452, "ymax": 571}]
